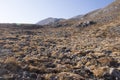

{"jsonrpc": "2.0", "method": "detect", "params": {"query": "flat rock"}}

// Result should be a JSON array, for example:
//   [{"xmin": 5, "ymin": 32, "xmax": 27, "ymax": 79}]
[{"xmin": 92, "ymin": 67, "xmax": 108, "ymax": 77}]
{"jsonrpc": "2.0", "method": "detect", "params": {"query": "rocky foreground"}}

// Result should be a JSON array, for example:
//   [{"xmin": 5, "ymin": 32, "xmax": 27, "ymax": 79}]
[{"xmin": 0, "ymin": 21, "xmax": 120, "ymax": 80}]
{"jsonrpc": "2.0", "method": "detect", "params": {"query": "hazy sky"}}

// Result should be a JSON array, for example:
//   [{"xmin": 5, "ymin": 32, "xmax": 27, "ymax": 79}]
[{"xmin": 0, "ymin": 0, "xmax": 113, "ymax": 23}]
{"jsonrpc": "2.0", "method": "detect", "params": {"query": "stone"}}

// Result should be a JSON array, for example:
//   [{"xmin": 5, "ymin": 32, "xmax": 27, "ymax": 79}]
[
  {"xmin": 92, "ymin": 67, "xmax": 108, "ymax": 77},
  {"xmin": 0, "ymin": 77, "xmax": 5, "ymax": 80},
  {"xmin": 111, "ymin": 52, "xmax": 120, "ymax": 56},
  {"xmin": 109, "ymin": 68, "xmax": 120, "ymax": 79},
  {"xmin": 50, "ymin": 75, "xmax": 58, "ymax": 80},
  {"xmin": 0, "ymin": 69, "xmax": 7, "ymax": 75},
  {"xmin": 77, "ymin": 21, "xmax": 96, "ymax": 27},
  {"xmin": 89, "ymin": 65, "xmax": 96, "ymax": 70},
  {"xmin": 36, "ymin": 74, "xmax": 45, "ymax": 80},
  {"xmin": 45, "ymin": 63, "xmax": 56, "ymax": 68},
  {"xmin": 58, "ymin": 72, "xmax": 84, "ymax": 80},
  {"xmin": 30, "ymin": 73, "xmax": 37, "ymax": 79},
  {"xmin": 109, "ymin": 60, "xmax": 119, "ymax": 67},
  {"xmin": 101, "ymin": 50, "xmax": 112, "ymax": 55},
  {"xmin": 22, "ymin": 71, "xmax": 30, "ymax": 79},
  {"xmin": 93, "ymin": 52, "xmax": 105, "ymax": 57},
  {"xmin": 85, "ymin": 62, "xmax": 91, "ymax": 66},
  {"xmin": 97, "ymin": 57, "xmax": 112, "ymax": 65}
]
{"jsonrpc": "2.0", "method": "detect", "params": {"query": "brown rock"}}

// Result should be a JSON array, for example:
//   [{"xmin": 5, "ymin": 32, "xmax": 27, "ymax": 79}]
[
  {"xmin": 89, "ymin": 65, "xmax": 96, "ymax": 70},
  {"xmin": 111, "ymin": 52, "xmax": 120, "ymax": 56},
  {"xmin": 75, "ymin": 61, "xmax": 83, "ymax": 68},
  {"xmin": 85, "ymin": 61, "xmax": 91, "ymax": 66},
  {"xmin": 93, "ymin": 52, "xmax": 105, "ymax": 57},
  {"xmin": 97, "ymin": 57, "xmax": 112, "ymax": 65},
  {"xmin": 92, "ymin": 67, "xmax": 108, "ymax": 77},
  {"xmin": 58, "ymin": 72, "xmax": 85, "ymax": 80}
]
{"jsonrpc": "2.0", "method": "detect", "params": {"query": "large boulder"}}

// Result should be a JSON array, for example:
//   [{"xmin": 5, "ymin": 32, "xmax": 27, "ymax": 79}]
[{"xmin": 76, "ymin": 21, "xmax": 96, "ymax": 27}]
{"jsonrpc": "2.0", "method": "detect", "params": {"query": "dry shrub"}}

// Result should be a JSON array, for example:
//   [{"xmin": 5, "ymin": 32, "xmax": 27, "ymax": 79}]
[
  {"xmin": 58, "ymin": 72, "xmax": 84, "ymax": 80},
  {"xmin": 4, "ymin": 57, "xmax": 21, "ymax": 72}
]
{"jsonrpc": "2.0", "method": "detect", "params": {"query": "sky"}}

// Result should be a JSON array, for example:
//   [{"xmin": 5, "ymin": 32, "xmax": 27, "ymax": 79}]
[{"xmin": 0, "ymin": 0, "xmax": 114, "ymax": 24}]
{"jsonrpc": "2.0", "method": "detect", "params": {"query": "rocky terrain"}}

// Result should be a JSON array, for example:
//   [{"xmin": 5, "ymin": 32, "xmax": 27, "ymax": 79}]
[{"xmin": 0, "ymin": 0, "xmax": 120, "ymax": 80}]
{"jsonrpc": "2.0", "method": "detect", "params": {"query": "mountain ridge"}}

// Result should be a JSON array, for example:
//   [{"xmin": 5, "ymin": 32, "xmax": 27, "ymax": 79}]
[{"xmin": 36, "ymin": 17, "xmax": 65, "ymax": 25}]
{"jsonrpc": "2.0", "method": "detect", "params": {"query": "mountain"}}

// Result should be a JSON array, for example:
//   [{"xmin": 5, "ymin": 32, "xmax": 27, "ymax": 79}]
[
  {"xmin": 36, "ymin": 0, "xmax": 119, "ymax": 27},
  {"xmin": 36, "ymin": 17, "xmax": 65, "ymax": 25},
  {"xmin": 79, "ymin": 0, "xmax": 119, "ymax": 22},
  {"xmin": 48, "ymin": 0, "xmax": 119, "ymax": 28},
  {"xmin": 0, "ymin": 0, "xmax": 120, "ymax": 80}
]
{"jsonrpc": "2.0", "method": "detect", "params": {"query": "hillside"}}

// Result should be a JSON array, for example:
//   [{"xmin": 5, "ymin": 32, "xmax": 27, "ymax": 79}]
[{"xmin": 0, "ymin": 0, "xmax": 120, "ymax": 80}]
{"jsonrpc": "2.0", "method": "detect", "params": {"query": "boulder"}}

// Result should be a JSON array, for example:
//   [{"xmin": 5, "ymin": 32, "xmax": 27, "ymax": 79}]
[
  {"xmin": 97, "ymin": 57, "xmax": 112, "ymax": 65},
  {"xmin": 109, "ymin": 68, "xmax": 120, "ymax": 80},
  {"xmin": 77, "ymin": 21, "xmax": 96, "ymax": 27}
]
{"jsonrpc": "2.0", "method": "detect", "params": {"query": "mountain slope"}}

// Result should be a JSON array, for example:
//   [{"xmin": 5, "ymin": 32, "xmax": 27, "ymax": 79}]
[{"xmin": 56, "ymin": 0, "xmax": 119, "ymax": 27}]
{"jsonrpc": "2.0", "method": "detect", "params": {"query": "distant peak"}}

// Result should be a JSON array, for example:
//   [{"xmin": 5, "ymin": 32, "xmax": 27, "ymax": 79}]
[{"xmin": 36, "ymin": 17, "xmax": 65, "ymax": 25}]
